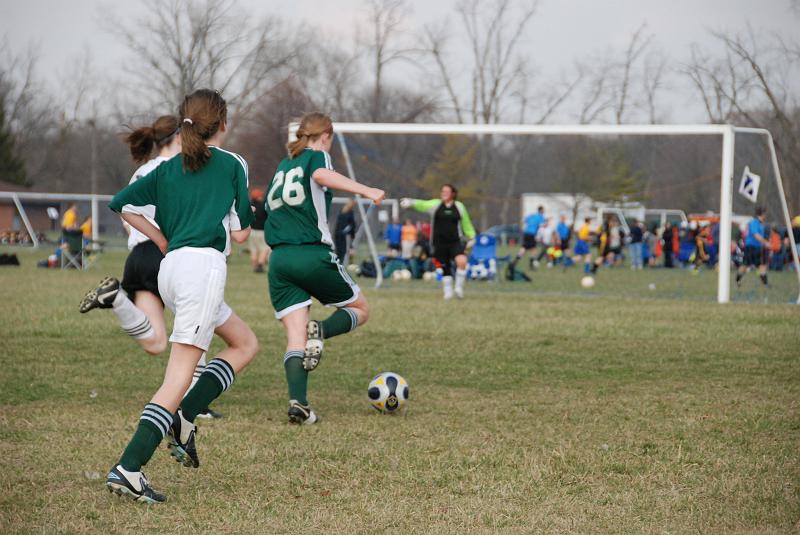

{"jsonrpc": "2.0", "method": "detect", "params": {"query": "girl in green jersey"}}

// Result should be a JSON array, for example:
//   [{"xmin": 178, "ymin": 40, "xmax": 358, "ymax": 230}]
[
  {"xmin": 104, "ymin": 89, "xmax": 259, "ymax": 503},
  {"xmin": 264, "ymin": 112, "xmax": 384, "ymax": 425}
]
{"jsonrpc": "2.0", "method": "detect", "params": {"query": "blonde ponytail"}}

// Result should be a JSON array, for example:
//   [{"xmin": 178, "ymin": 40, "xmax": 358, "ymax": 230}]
[{"xmin": 287, "ymin": 112, "xmax": 333, "ymax": 159}]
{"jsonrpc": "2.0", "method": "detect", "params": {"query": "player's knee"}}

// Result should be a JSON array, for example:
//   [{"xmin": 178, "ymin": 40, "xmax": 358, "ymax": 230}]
[
  {"xmin": 142, "ymin": 335, "xmax": 168, "ymax": 355},
  {"xmin": 241, "ymin": 329, "xmax": 259, "ymax": 361},
  {"xmin": 354, "ymin": 302, "xmax": 369, "ymax": 325}
]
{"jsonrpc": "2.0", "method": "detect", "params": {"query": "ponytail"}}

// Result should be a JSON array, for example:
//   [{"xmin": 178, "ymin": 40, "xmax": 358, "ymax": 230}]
[
  {"xmin": 287, "ymin": 112, "xmax": 333, "ymax": 159},
  {"xmin": 179, "ymin": 89, "xmax": 227, "ymax": 172},
  {"xmin": 124, "ymin": 115, "xmax": 179, "ymax": 163}
]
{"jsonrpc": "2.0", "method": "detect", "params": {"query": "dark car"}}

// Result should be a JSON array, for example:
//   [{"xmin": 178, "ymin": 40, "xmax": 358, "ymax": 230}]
[{"xmin": 484, "ymin": 224, "xmax": 522, "ymax": 246}]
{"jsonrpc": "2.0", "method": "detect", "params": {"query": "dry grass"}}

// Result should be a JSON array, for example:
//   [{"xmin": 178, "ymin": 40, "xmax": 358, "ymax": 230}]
[{"xmin": 0, "ymin": 248, "xmax": 798, "ymax": 534}]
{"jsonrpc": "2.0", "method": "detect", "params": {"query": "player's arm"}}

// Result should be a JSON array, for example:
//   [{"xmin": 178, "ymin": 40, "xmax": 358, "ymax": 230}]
[
  {"xmin": 120, "ymin": 212, "xmax": 168, "ymax": 254},
  {"xmin": 401, "ymin": 198, "xmax": 439, "ymax": 213},
  {"xmin": 229, "ymin": 159, "xmax": 254, "ymax": 243},
  {"xmin": 457, "ymin": 201, "xmax": 477, "ymax": 240},
  {"xmin": 312, "ymin": 168, "xmax": 385, "ymax": 204}
]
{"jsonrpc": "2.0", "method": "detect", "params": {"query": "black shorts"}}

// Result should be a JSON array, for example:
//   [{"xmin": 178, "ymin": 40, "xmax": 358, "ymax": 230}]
[
  {"xmin": 743, "ymin": 245, "xmax": 766, "ymax": 267},
  {"xmin": 522, "ymin": 233, "xmax": 537, "ymax": 250},
  {"xmin": 602, "ymin": 245, "xmax": 622, "ymax": 257},
  {"xmin": 122, "ymin": 240, "xmax": 164, "ymax": 299},
  {"xmin": 433, "ymin": 241, "xmax": 465, "ymax": 264},
  {"xmin": 560, "ymin": 237, "xmax": 571, "ymax": 250}
]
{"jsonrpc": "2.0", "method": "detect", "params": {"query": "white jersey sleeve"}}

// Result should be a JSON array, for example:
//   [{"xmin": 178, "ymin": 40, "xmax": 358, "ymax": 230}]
[{"xmin": 123, "ymin": 156, "xmax": 169, "ymax": 251}]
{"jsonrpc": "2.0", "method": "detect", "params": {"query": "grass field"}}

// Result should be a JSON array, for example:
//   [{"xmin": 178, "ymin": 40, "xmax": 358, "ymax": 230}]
[{"xmin": 1, "ymin": 247, "xmax": 799, "ymax": 533}]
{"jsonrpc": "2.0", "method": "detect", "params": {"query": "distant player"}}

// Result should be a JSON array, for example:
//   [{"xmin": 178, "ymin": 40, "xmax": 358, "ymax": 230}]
[
  {"xmin": 736, "ymin": 207, "xmax": 770, "ymax": 287},
  {"xmin": 79, "ymin": 116, "xmax": 220, "ymax": 419},
  {"xmin": 103, "ymin": 90, "xmax": 258, "ymax": 503},
  {"xmin": 515, "ymin": 205, "xmax": 545, "ymax": 269},
  {"xmin": 401, "ymin": 184, "xmax": 476, "ymax": 299},
  {"xmin": 248, "ymin": 188, "xmax": 270, "ymax": 273},
  {"xmin": 573, "ymin": 217, "xmax": 593, "ymax": 273},
  {"xmin": 265, "ymin": 112, "xmax": 384, "ymax": 425}
]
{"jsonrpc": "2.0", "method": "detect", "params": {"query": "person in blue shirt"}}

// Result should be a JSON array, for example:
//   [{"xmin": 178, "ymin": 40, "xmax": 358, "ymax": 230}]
[
  {"xmin": 736, "ymin": 207, "xmax": 770, "ymax": 287},
  {"xmin": 384, "ymin": 218, "xmax": 402, "ymax": 256},
  {"xmin": 514, "ymin": 205, "xmax": 545, "ymax": 270},
  {"xmin": 556, "ymin": 215, "xmax": 571, "ymax": 261}
]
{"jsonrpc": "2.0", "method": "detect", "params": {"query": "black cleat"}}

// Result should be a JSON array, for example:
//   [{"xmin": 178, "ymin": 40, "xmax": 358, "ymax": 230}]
[
  {"xmin": 288, "ymin": 400, "xmax": 319, "ymax": 425},
  {"xmin": 304, "ymin": 320, "xmax": 324, "ymax": 371},
  {"xmin": 106, "ymin": 464, "xmax": 165, "ymax": 504},
  {"xmin": 195, "ymin": 407, "xmax": 224, "ymax": 420},
  {"xmin": 167, "ymin": 409, "xmax": 199, "ymax": 468},
  {"xmin": 79, "ymin": 276, "xmax": 120, "ymax": 313}
]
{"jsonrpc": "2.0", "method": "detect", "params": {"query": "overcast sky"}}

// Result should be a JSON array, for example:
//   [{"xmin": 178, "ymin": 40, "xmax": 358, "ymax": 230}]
[{"xmin": 3, "ymin": 0, "xmax": 798, "ymax": 122}]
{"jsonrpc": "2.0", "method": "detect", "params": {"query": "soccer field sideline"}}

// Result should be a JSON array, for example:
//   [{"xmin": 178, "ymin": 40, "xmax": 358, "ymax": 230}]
[{"xmin": 1, "ymin": 248, "xmax": 799, "ymax": 533}]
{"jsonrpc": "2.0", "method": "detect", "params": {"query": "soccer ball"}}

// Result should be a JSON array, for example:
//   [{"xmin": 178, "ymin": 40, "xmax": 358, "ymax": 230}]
[
  {"xmin": 581, "ymin": 276, "xmax": 595, "ymax": 288},
  {"xmin": 367, "ymin": 372, "xmax": 409, "ymax": 413},
  {"xmin": 422, "ymin": 271, "xmax": 435, "ymax": 281},
  {"xmin": 391, "ymin": 270, "xmax": 403, "ymax": 281},
  {"xmin": 400, "ymin": 269, "xmax": 412, "ymax": 280}
]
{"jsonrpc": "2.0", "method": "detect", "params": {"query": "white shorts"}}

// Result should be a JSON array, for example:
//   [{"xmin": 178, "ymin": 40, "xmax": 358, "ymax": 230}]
[{"xmin": 158, "ymin": 247, "xmax": 232, "ymax": 351}]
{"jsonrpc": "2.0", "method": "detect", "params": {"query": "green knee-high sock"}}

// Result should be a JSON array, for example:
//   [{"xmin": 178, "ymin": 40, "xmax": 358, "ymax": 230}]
[
  {"xmin": 284, "ymin": 351, "xmax": 308, "ymax": 405},
  {"xmin": 119, "ymin": 403, "xmax": 173, "ymax": 472},
  {"xmin": 320, "ymin": 308, "xmax": 359, "ymax": 339},
  {"xmin": 180, "ymin": 358, "xmax": 235, "ymax": 422}
]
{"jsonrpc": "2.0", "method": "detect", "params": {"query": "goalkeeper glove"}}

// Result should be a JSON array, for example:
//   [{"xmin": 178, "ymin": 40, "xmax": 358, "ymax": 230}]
[{"xmin": 400, "ymin": 198, "xmax": 413, "ymax": 209}]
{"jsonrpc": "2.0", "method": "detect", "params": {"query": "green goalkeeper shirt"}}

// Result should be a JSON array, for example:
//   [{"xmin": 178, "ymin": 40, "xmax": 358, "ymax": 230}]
[{"xmin": 109, "ymin": 146, "xmax": 253, "ymax": 255}]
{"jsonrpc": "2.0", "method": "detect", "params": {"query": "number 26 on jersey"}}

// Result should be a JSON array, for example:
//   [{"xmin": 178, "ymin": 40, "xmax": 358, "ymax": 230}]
[{"xmin": 268, "ymin": 167, "xmax": 306, "ymax": 210}]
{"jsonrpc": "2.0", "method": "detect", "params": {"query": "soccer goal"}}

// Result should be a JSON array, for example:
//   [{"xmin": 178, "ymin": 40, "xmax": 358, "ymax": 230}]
[{"xmin": 318, "ymin": 122, "xmax": 799, "ymax": 303}]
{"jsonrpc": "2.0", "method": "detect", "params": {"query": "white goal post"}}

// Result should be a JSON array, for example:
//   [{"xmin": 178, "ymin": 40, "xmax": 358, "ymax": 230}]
[{"xmin": 327, "ymin": 122, "xmax": 800, "ymax": 303}]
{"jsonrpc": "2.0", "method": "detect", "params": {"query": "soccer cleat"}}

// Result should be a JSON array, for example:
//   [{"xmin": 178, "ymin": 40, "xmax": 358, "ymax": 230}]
[
  {"xmin": 195, "ymin": 407, "xmax": 224, "ymax": 420},
  {"xmin": 454, "ymin": 287, "xmax": 464, "ymax": 299},
  {"xmin": 304, "ymin": 320, "xmax": 324, "ymax": 371},
  {"xmin": 287, "ymin": 400, "xmax": 319, "ymax": 425},
  {"xmin": 79, "ymin": 276, "xmax": 120, "ymax": 313},
  {"xmin": 167, "ymin": 409, "xmax": 199, "ymax": 468},
  {"xmin": 106, "ymin": 464, "xmax": 165, "ymax": 504}
]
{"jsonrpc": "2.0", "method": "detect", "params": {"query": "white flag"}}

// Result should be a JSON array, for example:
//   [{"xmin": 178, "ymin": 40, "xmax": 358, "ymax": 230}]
[{"xmin": 738, "ymin": 166, "xmax": 760, "ymax": 203}]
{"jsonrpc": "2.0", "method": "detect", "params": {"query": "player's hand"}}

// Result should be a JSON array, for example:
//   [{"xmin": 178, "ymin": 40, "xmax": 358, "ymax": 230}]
[
  {"xmin": 367, "ymin": 188, "xmax": 385, "ymax": 205},
  {"xmin": 400, "ymin": 198, "xmax": 412, "ymax": 209},
  {"xmin": 465, "ymin": 238, "xmax": 476, "ymax": 251},
  {"xmin": 156, "ymin": 239, "xmax": 168, "ymax": 255}
]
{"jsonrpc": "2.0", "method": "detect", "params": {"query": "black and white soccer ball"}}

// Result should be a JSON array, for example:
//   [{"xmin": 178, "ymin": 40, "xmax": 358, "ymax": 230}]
[{"xmin": 367, "ymin": 372, "xmax": 409, "ymax": 413}]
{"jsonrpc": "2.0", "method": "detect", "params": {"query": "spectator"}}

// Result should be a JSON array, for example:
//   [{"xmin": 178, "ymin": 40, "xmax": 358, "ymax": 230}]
[
  {"xmin": 644, "ymin": 223, "xmax": 658, "ymax": 268},
  {"xmin": 400, "ymin": 219, "xmax": 418, "ymax": 259},
  {"xmin": 662, "ymin": 221, "xmax": 674, "ymax": 268},
  {"xmin": 334, "ymin": 199, "xmax": 357, "ymax": 262},
  {"xmin": 80, "ymin": 215, "xmax": 93, "ymax": 246},
  {"xmin": 61, "ymin": 203, "xmax": 79, "ymax": 232},
  {"xmin": 629, "ymin": 218, "xmax": 644, "ymax": 270},
  {"xmin": 384, "ymin": 217, "xmax": 402, "ymax": 257}
]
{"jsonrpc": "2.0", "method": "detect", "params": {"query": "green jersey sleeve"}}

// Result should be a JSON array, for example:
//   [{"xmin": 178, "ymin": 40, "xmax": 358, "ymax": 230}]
[
  {"xmin": 109, "ymin": 170, "xmax": 158, "ymax": 213},
  {"xmin": 309, "ymin": 150, "xmax": 334, "ymax": 179},
  {"xmin": 230, "ymin": 159, "xmax": 254, "ymax": 230},
  {"xmin": 456, "ymin": 201, "xmax": 476, "ymax": 239},
  {"xmin": 411, "ymin": 198, "xmax": 441, "ymax": 213}
]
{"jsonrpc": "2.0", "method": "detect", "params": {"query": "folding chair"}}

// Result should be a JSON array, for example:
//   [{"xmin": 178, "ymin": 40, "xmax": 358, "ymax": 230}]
[
  {"xmin": 61, "ymin": 229, "xmax": 86, "ymax": 269},
  {"xmin": 468, "ymin": 233, "xmax": 510, "ymax": 280}
]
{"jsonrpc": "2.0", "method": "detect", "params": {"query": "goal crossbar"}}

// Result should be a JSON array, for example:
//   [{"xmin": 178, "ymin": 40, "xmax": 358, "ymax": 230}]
[{"xmin": 330, "ymin": 122, "xmax": 800, "ymax": 304}]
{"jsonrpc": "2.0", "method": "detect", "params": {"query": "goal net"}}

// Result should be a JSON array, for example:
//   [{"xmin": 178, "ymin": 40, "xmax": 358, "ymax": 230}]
[{"xmin": 316, "ymin": 123, "xmax": 799, "ymax": 304}]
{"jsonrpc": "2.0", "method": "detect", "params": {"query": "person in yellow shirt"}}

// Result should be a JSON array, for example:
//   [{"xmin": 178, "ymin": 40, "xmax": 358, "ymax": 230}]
[
  {"xmin": 61, "ymin": 203, "xmax": 79, "ymax": 231},
  {"xmin": 573, "ymin": 217, "xmax": 593, "ymax": 274},
  {"xmin": 80, "ymin": 216, "xmax": 92, "ymax": 240}
]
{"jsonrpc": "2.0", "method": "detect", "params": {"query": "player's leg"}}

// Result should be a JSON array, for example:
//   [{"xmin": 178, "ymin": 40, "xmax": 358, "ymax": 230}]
[
  {"xmin": 434, "ymin": 243, "xmax": 455, "ymax": 299},
  {"xmin": 305, "ymin": 246, "xmax": 365, "ymax": 369},
  {"xmin": 759, "ymin": 247, "xmax": 769, "ymax": 286},
  {"xmin": 454, "ymin": 251, "xmax": 468, "ymax": 299},
  {"xmin": 132, "ymin": 291, "xmax": 168, "ymax": 355},
  {"xmin": 280, "ymin": 306, "xmax": 319, "ymax": 424}
]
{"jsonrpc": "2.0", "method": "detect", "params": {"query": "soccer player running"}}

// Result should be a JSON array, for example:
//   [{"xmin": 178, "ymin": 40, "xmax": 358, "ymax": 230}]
[
  {"xmin": 736, "ymin": 207, "xmax": 770, "ymax": 288},
  {"xmin": 401, "ymin": 184, "xmax": 476, "ymax": 300},
  {"xmin": 265, "ymin": 112, "xmax": 384, "ymax": 425},
  {"xmin": 79, "ymin": 116, "xmax": 221, "ymax": 418},
  {"xmin": 103, "ymin": 90, "xmax": 258, "ymax": 503},
  {"xmin": 515, "ymin": 205, "xmax": 545, "ymax": 269},
  {"xmin": 573, "ymin": 217, "xmax": 593, "ymax": 274}
]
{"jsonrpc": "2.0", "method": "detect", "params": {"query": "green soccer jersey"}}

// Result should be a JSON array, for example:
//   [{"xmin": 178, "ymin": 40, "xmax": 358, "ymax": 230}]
[
  {"xmin": 109, "ymin": 146, "xmax": 253, "ymax": 255},
  {"xmin": 264, "ymin": 148, "xmax": 334, "ymax": 247}
]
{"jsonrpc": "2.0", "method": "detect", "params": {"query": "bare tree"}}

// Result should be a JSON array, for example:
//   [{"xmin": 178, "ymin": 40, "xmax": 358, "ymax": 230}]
[
  {"xmin": 641, "ymin": 50, "xmax": 669, "ymax": 124},
  {"xmin": 107, "ymin": 0, "xmax": 301, "ymax": 127},
  {"xmin": 360, "ymin": 0, "xmax": 413, "ymax": 122},
  {"xmin": 613, "ymin": 23, "xmax": 652, "ymax": 124}
]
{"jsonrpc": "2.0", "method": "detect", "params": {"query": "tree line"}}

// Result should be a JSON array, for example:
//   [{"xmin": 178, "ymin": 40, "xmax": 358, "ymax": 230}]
[{"xmin": 1, "ymin": 0, "xmax": 798, "ymax": 228}]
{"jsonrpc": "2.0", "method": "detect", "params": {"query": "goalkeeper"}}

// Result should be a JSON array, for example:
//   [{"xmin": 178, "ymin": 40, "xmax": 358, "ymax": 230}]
[{"xmin": 401, "ymin": 184, "xmax": 476, "ymax": 299}]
